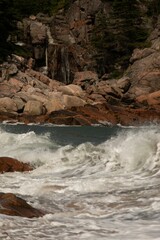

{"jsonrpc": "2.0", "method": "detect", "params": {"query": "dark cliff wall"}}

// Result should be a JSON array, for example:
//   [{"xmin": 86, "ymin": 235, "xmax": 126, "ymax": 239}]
[{"xmin": 1, "ymin": 0, "xmax": 160, "ymax": 83}]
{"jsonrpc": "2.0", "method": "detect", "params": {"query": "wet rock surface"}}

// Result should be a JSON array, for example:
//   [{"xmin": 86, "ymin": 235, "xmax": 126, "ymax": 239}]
[
  {"xmin": 0, "ymin": 193, "xmax": 44, "ymax": 218},
  {"xmin": 0, "ymin": 157, "xmax": 33, "ymax": 173},
  {"xmin": 0, "ymin": 158, "xmax": 45, "ymax": 218}
]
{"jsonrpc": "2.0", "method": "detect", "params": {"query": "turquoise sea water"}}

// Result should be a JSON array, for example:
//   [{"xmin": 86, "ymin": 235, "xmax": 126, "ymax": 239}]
[{"xmin": 0, "ymin": 123, "xmax": 160, "ymax": 239}]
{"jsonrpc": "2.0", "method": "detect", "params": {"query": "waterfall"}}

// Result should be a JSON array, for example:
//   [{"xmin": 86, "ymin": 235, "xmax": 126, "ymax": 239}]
[
  {"xmin": 61, "ymin": 46, "xmax": 70, "ymax": 85},
  {"xmin": 46, "ymin": 26, "xmax": 71, "ymax": 84},
  {"xmin": 45, "ymin": 47, "xmax": 48, "ymax": 69}
]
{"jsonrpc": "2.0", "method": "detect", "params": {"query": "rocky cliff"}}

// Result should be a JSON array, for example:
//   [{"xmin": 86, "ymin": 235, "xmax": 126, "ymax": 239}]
[
  {"xmin": 0, "ymin": 0, "xmax": 160, "ymax": 125},
  {"xmin": 16, "ymin": 0, "xmax": 154, "ymax": 81},
  {"xmin": 17, "ymin": 0, "xmax": 102, "ymax": 84}
]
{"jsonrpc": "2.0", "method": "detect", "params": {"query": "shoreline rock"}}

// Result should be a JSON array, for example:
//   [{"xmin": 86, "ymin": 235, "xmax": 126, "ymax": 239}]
[
  {"xmin": 0, "ymin": 193, "xmax": 44, "ymax": 218},
  {"xmin": 0, "ymin": 60, "xmax": 160, "ymax": 126},
  {"xmin": 0, "ymin": 158, "xmax": 45, "ymax": 218},
  {"xmin": 0, "ymin": 157, "xmax": 33, "ymax": 173},
  {"xmin": 0, "ymin": 103, "xmax": 159, "ymax": 126}
]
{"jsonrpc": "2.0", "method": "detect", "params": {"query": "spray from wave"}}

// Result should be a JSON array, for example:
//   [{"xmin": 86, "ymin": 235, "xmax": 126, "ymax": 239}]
[
  {"xmin": 0, "ymin": 124, "xmax": 160, "ymax": 240},
  {"xmin": 0, "ymin": 125, "xmax": 159, "ymax": 175}
]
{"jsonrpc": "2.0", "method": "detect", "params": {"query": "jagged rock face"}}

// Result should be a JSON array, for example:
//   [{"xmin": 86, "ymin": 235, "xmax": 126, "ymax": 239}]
[
  {"xmin": 126, "ymin": 20, "xmax": 160, "ymax": 98},
  {"xmin": 47, "ymin": 0, "xmax": 101, "ymax": 84},
  {"xmin": 22, "ymin": 18, "xmax": 47, "ymax": 65},
  {"xmin": 66, "ymin": 0, "xmax": 102, "ymax": 44},
  {"xmin": 19, "ymin": 0, "xmax": 102, "ymax": 84}
]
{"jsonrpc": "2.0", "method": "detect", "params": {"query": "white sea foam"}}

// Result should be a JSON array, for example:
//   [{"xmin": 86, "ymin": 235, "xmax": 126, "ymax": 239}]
[{"xmin": 0, "ymin": 124, "xmax": 160, "ymax": 239}]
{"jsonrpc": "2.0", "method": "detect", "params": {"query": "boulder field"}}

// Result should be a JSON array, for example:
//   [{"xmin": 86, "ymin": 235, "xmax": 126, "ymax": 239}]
[
  {"xmin": 0, "ymin": 56, "xmax": 160, "ymax": 125},
  {"xmin": 0, "ymin": 14, "xmax": 160, "ymax": 125}
]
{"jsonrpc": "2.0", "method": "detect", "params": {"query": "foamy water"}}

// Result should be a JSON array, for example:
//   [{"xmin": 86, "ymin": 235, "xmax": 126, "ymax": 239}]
[{"xmin": 0, "ymin": 124, "xmax": 160, "ymax": 239}]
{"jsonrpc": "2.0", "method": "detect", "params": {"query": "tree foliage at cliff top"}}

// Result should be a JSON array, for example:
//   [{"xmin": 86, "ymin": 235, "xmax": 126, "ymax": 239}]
[
  {"xmin": 11, "ymin": 0, "xmax": 73, "ymax": 18},
  {"xmin": 0, "ymin": 0, "xmax": 159, "ymax": 68},
  {"xmin": 92, "ymin": 0, "xmax": 151, "ymax": 76},
  {"xmin": 0, "ymin": 0, "xmax": 73, "ymax": 61}
]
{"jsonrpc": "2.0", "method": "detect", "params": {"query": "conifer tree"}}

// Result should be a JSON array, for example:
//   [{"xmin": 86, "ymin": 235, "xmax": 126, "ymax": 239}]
[
  {"xmin": 92, "ymin": 0, "xmax": 148, "ymax": 76},
  {"xmin": 0, "ymin": 0, "xmax": 73, "ymax": 61}
]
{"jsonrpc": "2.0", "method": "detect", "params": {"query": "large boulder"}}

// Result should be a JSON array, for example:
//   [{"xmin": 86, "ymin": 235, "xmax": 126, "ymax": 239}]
[
  {"xmin": 26, "ymin": 69, "xmax": 50, "ymax": 85},
  {"xmin": 44, "ymin": 92, "xmax": 65, "ymax": 114},
  {"xmin": 13, "ymin": 97, "xmax": 25, "ymax": 112},
  {"xmin": 109, "ymin": 105, "xmax": 160, "ymax": 125},
  {"xmin": 126, "ymin": 26, "xmax": 160, "ymax": 98},
  {"xmin": 58, "ymin": 84, "xmax": 85, "ymax": 97},
  {"xmin": 0, "ymin": 97, "xmax": 17, "ymax": 113},
  {"xmin": 24, "ymin": 100, "xmax": 44, "ymax": 115},
  {"xmin": 0, "ymin": 82, "xmax": 21, "ymax": 98},
  {"xmin": 136, "ymin": 90, "xmax": 160, "ymax": 107},
  {"xmin": 26, "ymin": 87, "xmax": 49, "ymax": 103},
  {"xmin": 48, "ymin": 104, "xmax": 118, "ymax": 125},
  {"xmin": 1, "ymin": 64, "xmax": 18, "ymax": 80},
  {"xmin": 0, "ymin": 157, "xmax": 32, "ymax": 173},
  {"xmin": 8, "ymin": 77, "xmax": 23, "ymax": 90},
  {"xmin": 73, "ymin": 71, "xmax": 98, "ymax": 89},
  {"xmin": 63, "ymin": 95, "xmax": 86, "ymax": 108},
  {"xmin": 130, "ymin": 48, "xmax": 156, "ymax": 63},
  {"xmin": 115, "ymin": 77, "xmax": 131, "ymax": 94},
  {"xmin": 89, "ymin": 93, "xmax": 106, "ymax": 103},
  {"xmin": 0, "ymin": 83, "xmax": 14, "ymax": 98},
  {"xmin": 0, "ymin": 193, "xmax": 44, "ymax": 218},
  {"xmin": 29, "ymin": 20, "xmax": 47, "ymax": 44},
  {"xmin": 45, "ymin": 98, "xmax": 65, "ymax": 114},
  {"xmin": 15, "ymin": 92, "xmax": 33, "ymax": 103}
]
